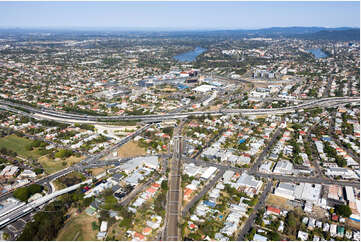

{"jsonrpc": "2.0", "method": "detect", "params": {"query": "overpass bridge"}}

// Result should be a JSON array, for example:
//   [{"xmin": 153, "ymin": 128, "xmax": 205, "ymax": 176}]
[
  {"xmin": 0, "ymin": 179, "xmax": 92, "ymax": 229},
  {"xmin": 0, "ymin": 97, "xmax": 359, "ymax": 123}
]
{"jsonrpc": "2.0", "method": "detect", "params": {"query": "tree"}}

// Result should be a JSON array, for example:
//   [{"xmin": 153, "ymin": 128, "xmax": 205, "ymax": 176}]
[
  {"xmin": 268, "ymin": 231, "xmax": 281, "ymax": 241},
  {"xmin": 34, "ymin": 168, "xmax": 43, "ymax": 175},
  {"xmin": 13, "ymin": 187, "xmax": 29, "ymax": 202},
  {"xmin": 285, "ymin": 211, "xmax": 298, "ymax": 235},
  {"xmin": 91, "ymin": 221, "xmax": 99, "ymax": 231},
  {"xmin": 161, "ymin": 180, "xmax": 168, "ymax": 191},
  {"xmin": 334, "ymin": 205, "xmax": 352, "ymax": 217},
  {"xmin": 55, "ymin": 149, "xmax": 73, "ymax": 159},
  {"xmin": 13, "ymin": 184, "xmax": 43, "ymax": 202},
  {"xmin": 28, "ymin": 184, "xmax": 43, "ymax": 195}
]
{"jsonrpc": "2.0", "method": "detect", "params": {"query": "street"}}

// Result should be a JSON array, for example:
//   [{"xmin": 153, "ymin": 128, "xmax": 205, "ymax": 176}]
[{"xmin": 237, "ymin": 181, "xmax": 273, "ymax": 240}]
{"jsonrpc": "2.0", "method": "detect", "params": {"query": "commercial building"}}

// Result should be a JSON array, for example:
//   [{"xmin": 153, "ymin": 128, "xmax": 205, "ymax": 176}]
[
  {"xmin": 200, "ymin": 167, "xmax": 217, "ymax": 180},
  {"xmin": 273, "ymin": 160, "xmax": 293, "ymax": 174},
  {"xmin": 274, "ymin": 182, "xmax": 297, "ymax": 200}
]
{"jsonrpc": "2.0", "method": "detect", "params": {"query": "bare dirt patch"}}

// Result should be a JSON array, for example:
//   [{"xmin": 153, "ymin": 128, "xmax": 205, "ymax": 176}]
[
  {"xmin": 266, "ymin": 194, "xmax": 294, "ymax": 210},
  {"xmin": 117, "ymin": 141, "xmax": 146, "ymax": 158},
  {"xmin": 89, "ymin": 167, "xmax": 109, "ymax": 176}
]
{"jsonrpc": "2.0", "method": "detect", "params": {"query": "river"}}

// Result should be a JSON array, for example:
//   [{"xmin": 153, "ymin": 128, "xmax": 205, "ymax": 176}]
[{"xmin": 173, "ymin": 47, "xmax": 206, "ymax": 62}]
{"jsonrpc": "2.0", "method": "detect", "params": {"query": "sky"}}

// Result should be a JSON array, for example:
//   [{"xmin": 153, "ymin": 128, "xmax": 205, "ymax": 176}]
[{"xmin": 0, "ymin": 1, "xmax": 359, "ymax": 30}]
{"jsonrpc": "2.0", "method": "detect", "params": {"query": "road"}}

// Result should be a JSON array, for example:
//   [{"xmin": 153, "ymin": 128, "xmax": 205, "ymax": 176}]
[
  {"xmin": 119, "ymin": 176, "xmax": 158, "ymax": 207},
  {"xmin": 162, "ymin": 155, "xmax": 360, "ymax": 188},
  {"xmin": 328, "ymin": 111, "xmax": 360, "ymax": 161},
  {"xmin": 0, "ymin": 97, "xmax": 358, "ymax": 123},
  {"xmin": 306, "ymin": 117, "xmax": 327, "ymax": 178},
  {"xmin": 250, "ymin": 127, "xmax": 282, "ymax": 174},
  {"xmin": 237, "ymin": 181, "xmax": 273, "ymax": 240},
  {"xmin": 254, "ymin": 172, "xmax": 359, "ymax": 187},
  {"xmin": 0, "ymin": 124, "xmax": 152, "ymax": 202},
  {"xmin": 0, "ymin": 167, "xmax": 74, "ymax": 201},
  {"xmin": 0, "ymin": 179, "xmax": 92, "ymax": 228},
  {"xmin": 182, "ymin": 169, "xmax": 225, "ymax": 217},
  {"xmin": 192, "ymin": 128, "xmax": 225, "ymax": 159}
]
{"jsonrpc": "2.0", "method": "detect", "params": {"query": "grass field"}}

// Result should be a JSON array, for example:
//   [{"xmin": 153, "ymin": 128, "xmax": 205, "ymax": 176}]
[
  {"xmin": 117, "ymin": 141, "xmax": 146, "ymax": 158},
  {"xmin": 56, "ymin": 212, "xmax": 98, "ymax": 241},
  {"xmin": 39, "ymin": 155, "xmax": 84, "ymax": 174},
  {"xmin": 0, "ymin": 135, "xmax": 42, "ymax": 159},
  {"xmin": 52, "ymin": 180, "xmax": 66, "ymax": 191}
]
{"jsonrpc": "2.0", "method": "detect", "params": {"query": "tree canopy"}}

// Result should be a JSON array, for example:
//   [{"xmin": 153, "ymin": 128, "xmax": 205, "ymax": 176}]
[{"xmin": 334, "ymin": 204, "xmax": 352, "ymax": 217}]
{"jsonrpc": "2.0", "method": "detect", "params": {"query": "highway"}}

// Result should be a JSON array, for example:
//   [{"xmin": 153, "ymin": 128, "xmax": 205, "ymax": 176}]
[
  {"xmin": 0, "ymin": 179, "xmax": 92, "ymax": 229},
  {"xmin": 0, "ymin": 95, "xmax": 359, "ymax": 238},
  {"xmin": 0, "ymin": 97, "xmax": 358, "ymax": 123},
  {"xmin": 0, "ymin": 124, "xmax": 152, "ymax": 202},
  {"xmin": 0, "ymin": 167, "xmax": 74, "ymax": 201},
  {"xmin": 0, "ymin": 124, "xmax": 152, "ymax": 233}
]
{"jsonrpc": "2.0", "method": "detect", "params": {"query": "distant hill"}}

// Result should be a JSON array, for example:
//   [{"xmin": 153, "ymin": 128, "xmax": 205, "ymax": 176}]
[
  {"xmin": 295, "ymin": 29, "xmax": 360, "ymax": 41},
  {"xmin": 0, "ymin": 26, "xmax": 359, "ymax": 41},
  {"xmin": 245, "ymin": 26, "xmax": 354, "ymax": 35}
]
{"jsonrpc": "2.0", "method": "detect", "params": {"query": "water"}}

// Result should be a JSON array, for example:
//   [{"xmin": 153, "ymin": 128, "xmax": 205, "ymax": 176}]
[
  {"xmin": 306, "ymin": 48, "xmax": 328, "ymax": 59},
  {"xmin": 173, "ymin": 47, "xmax": 206, "ymax": 62}
]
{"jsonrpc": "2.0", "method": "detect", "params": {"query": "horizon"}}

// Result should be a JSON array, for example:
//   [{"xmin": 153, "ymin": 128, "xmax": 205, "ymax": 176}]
[
  {"xmin": 0, "ymin": 1, "xmax": 359, "ymax": 29},
  {"xmin": 0, "ymin": 25, "xmax": 360, "ymax": 32}
]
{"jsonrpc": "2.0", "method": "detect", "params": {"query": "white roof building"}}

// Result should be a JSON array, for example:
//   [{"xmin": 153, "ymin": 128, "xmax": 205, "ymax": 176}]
[
  {"xmin": 223, "ymin": 170, "xmax": 235, "ymax": 184},
  {"xmin": 118, "ymin": 156, "xmax": 159, "ymax": 174},
  {"xmin": 235, "ymin": 173, "xmax": 263, "ymax": 193},
  {"xmin": 253, "ymin": 234, "xmax": 268, "ymax": 241},
  {"xmin": 274, "ymin": 182, "xmax": 296, "ymax": 200},
  {"xmin": 273, "ymin": 160, "xmax": 293, "ymax": 174},
  {"xmin": 330, "ymin": 224, "xmax": 337, "ymax": 237},
  {"xmin": 325, "ymin": 167, "xmax": 358, "ymax": 179},
  {"xmin": 294, "ymin": 183, "xmax": 322, "ymax": 203},
  {"xmin": 345, "ymin": 186, "xmax": 355, "ymax": 202},
  {"xmin": 19, "ymin": 169, "xmax": 37, "ymax": 178},
  {"xmin": 259, "ymin": 161, "xmax": 273, "ymax": 173},
  {"xmin": 100, "ymin": 221, "xmax": 108, "ymax": 232},
  {"xmin": 200, "ymin": 167, "xmax": 217, "ymax": 180},
  {"xmin": 297, "ymin": 231, "xmax": 309, "ymax": 241},
  {"xmin": 184, "ymin": 163, "xmax": 201, "ymax": 177},
  {"xmin": 193, "ymin": 84, "xmax": 216, "ymax": 93}
]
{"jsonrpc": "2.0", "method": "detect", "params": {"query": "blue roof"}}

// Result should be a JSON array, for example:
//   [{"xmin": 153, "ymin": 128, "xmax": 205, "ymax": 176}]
[
  {"xmin": 239, "ymin": 139, "xmax": 246, "ymax": 144},
  {"xmin": 322, "ymin": 137, "xmax": 331, "ymax": 141},
  {"xmin": 177, "ymin": 84, "xmax": 189, "ymax": 90},
  {"xmin": 203, "ymin": 200, "xmax": 216, "ymax": 208}
]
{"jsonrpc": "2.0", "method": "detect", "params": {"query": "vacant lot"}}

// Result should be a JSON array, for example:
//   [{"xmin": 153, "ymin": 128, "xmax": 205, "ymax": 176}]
[
  {"xmin": 89, "ymin": 167, "xmax": 109, "ymax": 176},
  {"xmin": 117, "ymin": 141, "xmax": 146, "ymax": 158},
  {"xmin": 0, "ymin": 135, "xmax": 42, "ymax": 159},
  {"xmin": 266, "ymin": 194, "xmax": 294, "ymax": 210},
  {"xmin": 39, "ymin": 155, "xmax": 84, "ymax": 174},
  {"xmin": 56, "ymin": 211, "xmax": 98, "ymax": 241}
]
